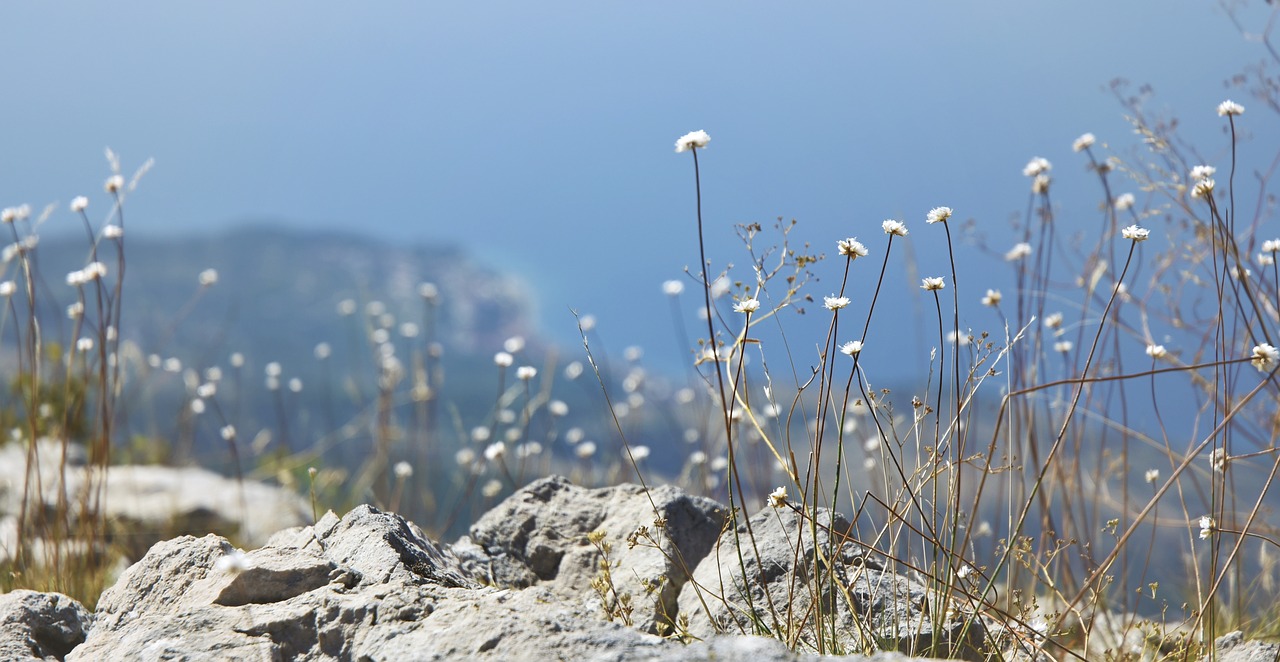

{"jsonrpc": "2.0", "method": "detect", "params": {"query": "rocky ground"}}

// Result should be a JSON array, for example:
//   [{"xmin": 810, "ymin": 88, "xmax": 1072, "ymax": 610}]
[{"xmin": 2, "ymin": 474, "xmax": 1277, "ymax": 661}]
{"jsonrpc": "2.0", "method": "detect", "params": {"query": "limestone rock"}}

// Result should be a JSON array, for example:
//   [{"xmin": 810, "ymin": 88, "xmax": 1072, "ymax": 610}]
[
  {"xmin": 679, "ymin": 504, "xmax": 985, "ymax": 659},
  {"xmin": 456, "ymin": 475, "xmax": 727, "ymax": 633},
  {"xmin": 0, "ymin": 589, "xmax": 92, "ymax": 662}
]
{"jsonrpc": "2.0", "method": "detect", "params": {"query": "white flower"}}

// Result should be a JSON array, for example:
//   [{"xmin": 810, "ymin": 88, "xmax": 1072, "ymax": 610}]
[
  {"xmin": 981, "ymin": 289, "xmax": 1002, "ymax": 307},
  {"xmin": 1144, "ymin": 468, "xmax": 1160, "ymax": 485},
  {"xmin": 76, "ymin": 337, "xmax": 94, "ymax": 352},
  {"xmin": 674, "ymin": 130, "xmax": 711, "ymax": 153},
  {"xmin": 0, "ymin": 208, "xmax": 16, "ymax": 224},
  {"xmin": 1191, "ymin": 178, "xmax": 1215, "ymax": 199},
  {"xmin": 196, "ymin": 383, "xmax": 217, "ymax": 398},
  {"xmin": 733, "ymin": 298, "xmax": 760, "ymax": 314},
  {"xmin": 484, "ymin": 442, "xmax": 506, "ymax": 461},
  {"xmin": 516, "ymin": 366, "xmax": 537, "ymax": 381},
  {"xmin": 882, "ymin": 219, "xmax": 908, "ymax": 236},
  {"xmin": 823, "ymin": 295, "xmax": 850, "ymax": 311},
  {"xmin": 662, "ymin": 279, "xmax": 684, "ymax": 296},
  {"xmin": 926, "ymin": 207, "xmax": 953, "ymax": 224},
  {"xmin": 1054, "ymin": 340, "xmax": 1073, "ymax": 353},
  {"xmin": 1211, "ymin": 448, "xmax": 1228, "ymax": 473},
  {"xmin": 837, "ymin": 237, "xmax": 868, "ymax": 259},
  {"xmin": 1114, "ymin": 193, "xmax": 1135, "ymax": 211},
  {"xmin": 503, "ymin": 336, "xmax": 525, "ymax": 353},
  {"xmin": 921, "ymin": 276, "xmax": 945, "ymax": 291},
  {"xmin": 198, "ymin": 269, "xmax": 218, "ymax": 286},
  {"xmin": 1217, "ymin": 100, "xmax": 1245, "ymax": 117},
  {"xmin": 1121, "ymin": 225, "xmax": 1150, "ymax": 242},
  {"xmin": 630, "ymin": 445, "xmax": 650, "ymax": 461},
  {"xmin": 1199, "ymin": 515, "xmax": 1215, "ymax": 539},
  {"xmin": 1005, "ymin": 242, "xmax": 1032, "ymax": 261},
  {"xmin": 839, "ymin": 340, "xmax": 863, "ymax": 356},
  {"xmin": 1258, "ymin": 253, "xmax": 1275, "ymax": 267},
  {"xmin": 70, "ymin": 196, "xmax": 89, "ymax": 213},
  {"xmin": 548, "ymin": 400, "xmax": 569, "ymax": 417},
  {"xmin": 481, "ymin": 479, "xmax": 503, "ymax": 498},
  {"xmin": 1263, "ymin": 239, "xmax": 1280, "ymax": 254},
  {"xmin": 0, "ymin": 281, "xmax": 14, "ymax": 297},
  {"xmin": 493, "ymin": 352, "xmax": 514, "ymax": 367},
  {"xmin": 220, "ymin": 425, "xmax": 236, "ymax": 440},
  {"xmin": 1032, "ymin": 174, "xmax": 1051, "ymax": 194},
  {"xmin": 1251, "ymin": 343, "xmax": 1279, "ymax": 372},
  {"xmin": 394, "ymin": 461, "xmax": 413, "ymax": 479},
  {"xmin": 768, "ymin": 486, "xmax": 788, "ymax": 508},
  {"xmin": 102, "ymin": 224, "xmax": 123, "ymax": 239},
  {"xmin": 264, "ymin": 362, "xmax": 282, "ymax": 377},
  {"xmin": 215, "ymin": 549, "xmax": 254, "ymax": 574},
  {"xmin": 1022, "ymin": 157, "xmax": 1052, "ymax": 177},
  {"xmin": 1190, "ymin": 165, "xmax": 1216, "ymax": 181},
  {"xmin": 1145, "ymin": 344, "xmax": 1167, "ymax": 359},
  {"xmin": 1072, "ymin": 133, "xmax": 1096, "ymax": 152},
  {"xmin": 104, "ymin": 175, "xmax": 125, "ymax": 194},
  {"xmin": 288, "ymin": 378, "xmax": 302, "ymax": 393},
  {"xmin": 1044, "ymin": 312, "xmax": 1063, "ymax": 329},
  {"xmin": 575, "ymin": 441, "xmax": 597, "ymax": 459}
]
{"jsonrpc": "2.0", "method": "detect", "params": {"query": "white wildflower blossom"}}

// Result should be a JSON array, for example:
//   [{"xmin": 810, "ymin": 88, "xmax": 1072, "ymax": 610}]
[
  {"xmin": 1199, "ymin": 515, "xmax": 1216, "ymax": 539},
  {"xmin": 921, "ymin": 276, "xmax": 945, "ymax": 291},
  {"xmin": 1217, "ymin": 100, "xmax": 1244, "ymax": 116},
  {"xmin": 494, "ymin": 352, "xmax": 513, "ymax": 368},
  {"xmin": 768, "ymin": 486, "xmax": 788, "ymax": 509},
  {"xmin": 198, "ymin": 269, "xmax": 218, "ymax": 286},
  {"xmin": 1190, "ymin": 165, "xmax": 1216, "ymax": 181},
  {"xmin": 1114, "ymin": 193, "xmax": 1135, "ymax": 211},
  {"xmin": 1144, "ymin": 468, "xmax": 1160, "ymax": 485},
  {"xmin": 1145, "ymin": 344, "xmax": 1167, "ymax": 359},
  {"xmin": 484, "ymin": 442, "xmax": 506, "ymax": 461},
  {"xmin": 1191, "ymin": 179, "xmax": 1215, "ymax": 199},
  {"xmin": 1032, "ymin": 174, "xmax": 1051, "ymax": 194},
  {"xmin": 516, "ymin": 366, "xmax": 537, "ymax": 381},
  {"xmin": 1122, "ymin": 225, "xmax": 1150, "ymax": 242},
  {"xmin": 1211, "ymin": 448, "xmax": 1228, "ymax": 473},
  {"xmin": 1005, "ymin": 242, "xmax": 1032, "ymax": 261},
  {"xmin": 70, "ymin": 196, "xmax": 89, "ymax": 213},
  {"xmin": 662, "ymin": 279, "xmax": 684, "ymax": 296},
  {"xmin": 674, "ymin": 130, "xmax": 711, "ymax": 153},
  {"xmin": 1044, "ymin": 312, "xmax": 1063, "ymax": 329},
  {"xmin": 0, "ymin": 281, "xmax": 14, "ymax": 297},
  {"xmin": 823, "ymin": 295, "xmax": 850, "ymax": 311},
  {"xmin": 1262, "ymin": 239, "xmax": 1280, "ymax": 254},
  {"xmin": 215, "ymin": 549, "xmax": 254, "ymax": 574},
  {"xmin": 981, "ymin": 289, "xmax": 1002, "ymax": 307},
  {"xmin": 1251, "ymin": 343, "xmax": 1279, "ymax": 372},
  {"xmin": 840, "ymin": 340, "xmax": 863, "ymax": 356},
  {"xmin": 102, "ymin": 224, "xmax": 123, "ymax": 239},
  {"xmin": 1072, "ymin": 133, "xmax": 1096, "ymax": 152},
  {"xmin": 394, "ymin": 461, "xmax": 413, "ymax": 479},
  {"xmin": 104, "ymin": 175, "xmax": 124, "ymax": 194},
  {"xmin": 1022, "ymin": 157, "xmax": 1052, "ymax": 177},
  {"xmin": 882, "ymin": 219, "xmax": 908, "ymax": 236},
  {"xmin": 926, "ymin": 207, "xmax": 953, "ymax": 224},
  {"xmin": 1054, "ymin": 340, "xmax": 1073, "ymax": 353},
  {"xmin": 837, "ymin": 237, "xmax": 868, "ymax": 258},
  {"xmin": 733, "ymin": 298, "xmax": 760, "ymax": 314}
]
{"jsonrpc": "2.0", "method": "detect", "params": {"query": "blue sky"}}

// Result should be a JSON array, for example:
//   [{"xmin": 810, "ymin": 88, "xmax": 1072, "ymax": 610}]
[{"xmin": 2, "ymin": 1, "xmax": 1275, "ymax": 375}]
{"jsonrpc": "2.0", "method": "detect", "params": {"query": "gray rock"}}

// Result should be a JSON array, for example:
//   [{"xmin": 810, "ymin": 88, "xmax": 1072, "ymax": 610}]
[
  {"xmin": 0, "ymin": 439, "xmax": 310, "ymax": 562},
  {"xmin": 0, "ymin": 589, "xmax": 92, "ymax": 662},
  {"xmin": 64, "ymin": 498, "xmax": 936, "ymax": 661},
  {"xmin": 1204, "ymin": 630, "xmax": 1280, "ymax": 662},
  {"xmin": 679, "ymin": 504, "xmax": 984, "ymax": 659},
  {"xmin": 456, "ymin": 475, "xmax": 727, "ymax": 633}
]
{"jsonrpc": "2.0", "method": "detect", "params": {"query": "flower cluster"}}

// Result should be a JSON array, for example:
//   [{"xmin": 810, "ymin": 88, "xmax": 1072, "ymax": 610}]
[
  {"xmin": 1217, "ymin": 99, "xmax": 1244, "ymax": 117},
  {"xmin": 674, "ymin": 130, "xmax": 710, "ymax": 153},
  {"xmin": 837, "ymin": 237, "xmax": 868, "ymax": 258},
  {"xmin": 882, "ymin": 219, "xmax": 908, "ymax": 236}
]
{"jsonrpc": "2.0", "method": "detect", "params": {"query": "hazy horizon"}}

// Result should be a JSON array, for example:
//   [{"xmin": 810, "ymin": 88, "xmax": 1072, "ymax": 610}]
[{"xmin": 4, "ymin": 1, "xmax": 1277, "ymax": 376}]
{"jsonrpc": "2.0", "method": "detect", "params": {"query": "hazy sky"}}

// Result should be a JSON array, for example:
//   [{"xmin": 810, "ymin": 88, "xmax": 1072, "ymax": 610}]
[{"xmin": 3, "ymin": 1, "xmax": 1276, "ymax": 375}]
